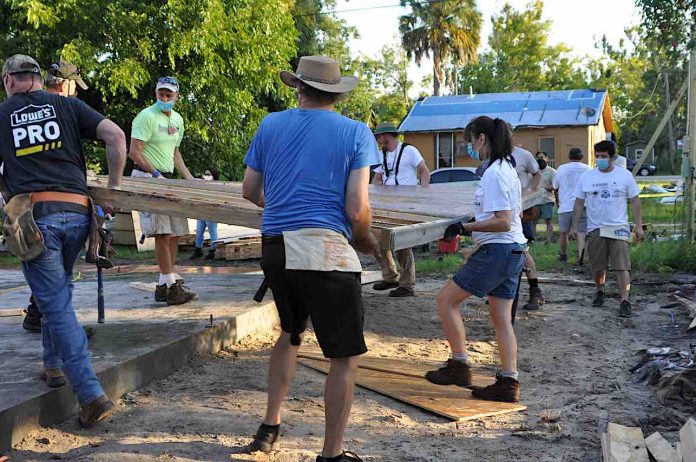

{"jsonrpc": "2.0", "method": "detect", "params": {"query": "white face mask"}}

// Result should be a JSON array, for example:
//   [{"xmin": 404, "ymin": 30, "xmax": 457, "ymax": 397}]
[{"xmin": 202, "ymin": 174, "xmax": 213, "ymax": 181}]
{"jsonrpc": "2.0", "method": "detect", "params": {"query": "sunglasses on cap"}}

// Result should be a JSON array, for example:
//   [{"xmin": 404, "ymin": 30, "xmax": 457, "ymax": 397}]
[{"xmin": 157, "ymin": 76, "xmax": 179, "ymax": 90}]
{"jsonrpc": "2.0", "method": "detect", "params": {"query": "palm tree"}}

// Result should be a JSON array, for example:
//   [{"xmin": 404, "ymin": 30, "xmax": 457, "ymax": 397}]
[{"xmin": 399, "ymin": 0, "xmax": 482, "ymax": 96}]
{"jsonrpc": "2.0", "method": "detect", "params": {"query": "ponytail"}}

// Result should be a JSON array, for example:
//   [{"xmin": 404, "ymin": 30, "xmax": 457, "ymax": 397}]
[{"xmin": 464, "ymin": 116, "xmax": 513, "ymax": 165}]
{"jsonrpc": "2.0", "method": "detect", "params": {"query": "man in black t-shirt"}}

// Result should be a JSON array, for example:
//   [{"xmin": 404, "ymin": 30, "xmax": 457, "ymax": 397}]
[{"xmin": 0, "ymin": 54, "xmax": 126, "ymax": 428}]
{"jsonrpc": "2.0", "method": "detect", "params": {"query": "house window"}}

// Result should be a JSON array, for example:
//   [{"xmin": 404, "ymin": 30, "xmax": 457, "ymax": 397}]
[
  {"xmin": 538, "ymin": 137, "xmax": 556, "ymax": 167},
  {"xmin": 437, "ymin": 132, "xmax": 454, "ymax": 169},
  {"xmin": 634, "ymin": 149, "xmax": 644, "ymax": 162}
]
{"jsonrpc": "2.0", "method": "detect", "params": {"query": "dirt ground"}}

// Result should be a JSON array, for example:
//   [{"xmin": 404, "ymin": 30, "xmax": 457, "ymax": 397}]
[{"xmin": 8, "ymin": 272, "xmax": 696, "ymax": 462}]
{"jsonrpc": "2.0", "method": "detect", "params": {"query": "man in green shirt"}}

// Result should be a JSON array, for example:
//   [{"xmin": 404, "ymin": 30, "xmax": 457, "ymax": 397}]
[{"xmin": 129, "ymin": 76, "xmax": 197, "ymax": 305}]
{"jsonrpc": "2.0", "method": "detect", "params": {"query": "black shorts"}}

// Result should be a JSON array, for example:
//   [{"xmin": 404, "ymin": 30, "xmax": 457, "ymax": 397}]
[{"xmin": 261, "ymin": 236, "xmax": 367, "ymax": 359}]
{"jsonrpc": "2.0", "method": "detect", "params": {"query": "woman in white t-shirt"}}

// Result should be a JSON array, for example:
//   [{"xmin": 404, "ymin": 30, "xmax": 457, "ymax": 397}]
[{"xmin": 425, "ymin": 116, "xmax": 527, "ymax": 403}]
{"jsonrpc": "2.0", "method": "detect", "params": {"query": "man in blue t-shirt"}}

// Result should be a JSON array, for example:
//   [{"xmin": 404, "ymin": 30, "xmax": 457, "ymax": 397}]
[{"xmin": 242, "ymin": 56, "xmax": 379, "ymax": 462}]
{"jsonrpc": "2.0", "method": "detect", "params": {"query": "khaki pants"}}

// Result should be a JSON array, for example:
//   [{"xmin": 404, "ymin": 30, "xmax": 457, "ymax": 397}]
[{"xmin": 374, "ymin": 248, "xmax": 416, "ymax": 289}]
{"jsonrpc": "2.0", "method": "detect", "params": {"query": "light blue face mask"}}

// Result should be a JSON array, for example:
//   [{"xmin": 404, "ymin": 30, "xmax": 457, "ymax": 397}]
[
  {"xmin": 467, "ymin": 142, "xmax": 480, "ymax": 161},
  {"xmin": 596, "ymin": 158, "xmax": 610, "ymax": 171},
  {"xmin": 156, "ymin": 99, "xmax": 175, "ymax": 112}
]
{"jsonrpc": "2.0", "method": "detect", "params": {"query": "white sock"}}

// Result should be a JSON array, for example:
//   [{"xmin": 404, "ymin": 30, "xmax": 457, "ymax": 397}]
[
  {"xmin": 501, "ymin": 370, "xmax": 519, "ymax": 380},
  {"xmin": 159, "ymin": 273, "xmax": 177, "ymax": 287},
  {"xmin": 451, "ymin": 352, "xmax": 469, "ymax": 364},
  {"xmin": 173, "ymin": 273, "xmax": 182, "ymax": 281}
]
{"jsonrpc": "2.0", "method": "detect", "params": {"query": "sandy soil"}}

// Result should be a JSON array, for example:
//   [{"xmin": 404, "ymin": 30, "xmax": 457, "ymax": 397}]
[{"xmin": 8, "ymin": 272, "xmax": 695, "ymax": 462}]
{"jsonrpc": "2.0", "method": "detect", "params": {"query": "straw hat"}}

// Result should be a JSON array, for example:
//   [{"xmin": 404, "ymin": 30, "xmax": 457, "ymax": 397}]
[{"xmin": 280, "ymin": 56, "xmax": 358, "ymax": 94}]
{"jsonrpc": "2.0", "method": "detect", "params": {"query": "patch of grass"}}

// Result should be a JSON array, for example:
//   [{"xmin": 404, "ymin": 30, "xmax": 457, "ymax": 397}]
[
  {"xmin": 111, "ymin": 245, "xmax": 155, "ymax": 262},
  {"xmin": 417, "ymin": 238, "xmax": 696, "ymax": 275},
  {"xmin": 0, "ymin": 252, "xmax": 20, "ymax": 267},
  {"xmin": 630, "ymin": 198, "xmax": 684, "ymax": 225}
]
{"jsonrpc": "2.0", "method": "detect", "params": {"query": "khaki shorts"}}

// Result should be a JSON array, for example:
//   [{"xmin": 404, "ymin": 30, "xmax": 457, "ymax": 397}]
[
  {"xmin": 131, "ymin": 169, "xmax": 189, "ymax": 237},
  {"xmin": 586, "ymin": 229, "xmax": 631, "ymax": 272}
]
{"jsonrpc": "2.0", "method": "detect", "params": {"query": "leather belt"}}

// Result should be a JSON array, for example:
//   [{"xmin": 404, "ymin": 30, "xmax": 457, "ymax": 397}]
[{"xmin": 30, "ymin": 191, "xmax": 90, "ymax": 208}]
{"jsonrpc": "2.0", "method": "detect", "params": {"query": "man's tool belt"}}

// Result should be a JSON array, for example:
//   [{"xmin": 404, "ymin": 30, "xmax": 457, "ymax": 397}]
[{"xmin": 3, "ymin": 193, "xmax": 46, "ymax": 262}]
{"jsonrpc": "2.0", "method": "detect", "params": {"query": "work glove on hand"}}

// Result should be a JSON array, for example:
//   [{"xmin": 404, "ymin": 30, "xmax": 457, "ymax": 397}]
[{"xmin": 444, "ymin": 222, "xmax": 471, "ymax": 240}]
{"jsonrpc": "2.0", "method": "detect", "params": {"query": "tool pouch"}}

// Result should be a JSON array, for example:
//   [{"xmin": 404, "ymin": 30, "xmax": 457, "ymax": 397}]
[
  {"xmin": 85, "ymin": 199, "xmax": 115, "ymax": 269},
  {"xmin": 2, "ymin": 193, "xmax": 45, "ymax": 262}
]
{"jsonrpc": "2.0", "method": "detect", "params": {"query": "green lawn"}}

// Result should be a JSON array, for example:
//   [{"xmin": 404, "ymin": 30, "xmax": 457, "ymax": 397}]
[
  {"xmin": 416, "ymin": 238, "xmax": 696, "ymax": 275},
  {"xmin": 0, "ymin": 244, "xmax": 155, "ymax": 269}
]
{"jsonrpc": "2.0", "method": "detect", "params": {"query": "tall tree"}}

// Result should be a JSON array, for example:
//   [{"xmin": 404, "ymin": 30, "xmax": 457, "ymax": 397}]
[
  {"xmin": 457, "ymin": 1, "xmax": 585, "ymax": 94},
  {"xmin": 0, "ymin": 0, "xmax": 298, "ymax": 180},
  {"xmin": 360, "ymin": 44, "xmax": 414, "ymax": 123},
  {"xmin": 399, "ymin": 0, "xmax": 482, "ymax": 96}
]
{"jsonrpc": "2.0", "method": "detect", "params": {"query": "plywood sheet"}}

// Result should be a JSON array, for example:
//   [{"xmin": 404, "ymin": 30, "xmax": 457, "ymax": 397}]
[{"xmin": 298, "ymin": 355, "xmax": 525, "ymax": 421}]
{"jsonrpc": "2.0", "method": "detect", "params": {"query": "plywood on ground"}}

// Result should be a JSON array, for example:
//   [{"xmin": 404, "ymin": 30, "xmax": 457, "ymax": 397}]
[{"xmin": 297, "ymin": 356, "xmax": 525, "ymax": 422}]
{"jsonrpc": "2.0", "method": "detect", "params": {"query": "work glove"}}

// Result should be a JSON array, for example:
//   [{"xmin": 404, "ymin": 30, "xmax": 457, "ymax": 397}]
[{"xmin": 444, "ymin": 222, "xmax": 472, "ymax": 240}]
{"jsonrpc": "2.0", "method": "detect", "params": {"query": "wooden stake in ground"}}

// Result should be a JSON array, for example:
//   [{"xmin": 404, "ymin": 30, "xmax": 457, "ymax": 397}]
[
  {"xmin": 680, "ymin": 418, "xmax": 696, "ymax": 462},
  {"xmin": 645, "ymin": 432, "xmax": 679, "ymax": 462}
]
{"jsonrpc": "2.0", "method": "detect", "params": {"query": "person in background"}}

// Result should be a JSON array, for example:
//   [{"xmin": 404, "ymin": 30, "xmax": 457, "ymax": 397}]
[
  {"xmin": 534, "ymin": 151, "xmax": 557, "ymax": 244},
  {"xmin": 572, "ymin": 140, "xmax": 643, "ymax": 317},
  {"xmin": 371, "ymin": 121, "xmax": 430, "ymax": 298},
  {"xmin": 553, "ymin": 147, "xmax": 590, "ymax": 264},
  {"xmin": 191, "ymin": 167, "xmax": 219, "ymax": 260}
]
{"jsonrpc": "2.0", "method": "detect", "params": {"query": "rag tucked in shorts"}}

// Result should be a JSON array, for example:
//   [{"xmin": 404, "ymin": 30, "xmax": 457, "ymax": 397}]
[
  {"xmin": 131, "ymin": 169, "xmax": 190, "ymax": 237},
  {"xmin": 536, "ymin": 202, "xmax": 555, "ymax": 220},
  {"xmin": 261, "ymin": 235, "xmax": 367, "ymax": 359},
  {"xmin": 453, "ymin": 243, "xmax": 526, "ymax": 300},
  {"xmin": 586, "ymin": 229, "xmax": 631, "ymax": 272},
  {"xmin": 558, "ymin": 210, "xmax": 587, "ymax": 233}
]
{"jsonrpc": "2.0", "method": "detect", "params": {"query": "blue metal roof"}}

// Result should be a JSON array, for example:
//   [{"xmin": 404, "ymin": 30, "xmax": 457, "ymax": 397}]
[{"xmin": 399, "ymin": 89, "xmax": 608, "ymax": 133}]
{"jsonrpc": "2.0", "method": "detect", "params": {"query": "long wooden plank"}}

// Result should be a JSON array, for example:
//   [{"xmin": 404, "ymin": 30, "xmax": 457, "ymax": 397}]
[{"xmin": 298, "ymin": 357, "xmax": 525, "ymax": 421}]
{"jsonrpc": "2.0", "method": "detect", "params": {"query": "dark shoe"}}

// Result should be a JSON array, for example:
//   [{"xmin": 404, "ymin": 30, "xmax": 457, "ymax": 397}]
[
  {"xmin": 250, "ymin": 423, "xmax": 280, "ymax": 453},
  {"xmin": 389, "ymin": 286, "xmax": 415, "ymax": 297},
  {"xmin": 190, "ymin": 248, "xmax": 203, "ymax": 259},
  {"xmin": 40, "ymin": 368, "xmax": 66, "ymax": 388},
  {"xmin": 83, "ymin": 325, "xmax": 96, "ymax": 340},
  {"xmin": 471, "ymin": 374, "xmax": 520, "ymax": 402},
  {"xmin": 425, "ymin": 359, "xmax": 472, "ymax": 387},
  {"xmin": 155, "ymin": 284, "xmax": 167, "ymax": 302},
  {"xmin": 166, "ymin": 282, "xmax": 198, "ymax": 305},
  {"xmin": 619, "ymin": 300, "xmax": 632, "ymax": 318},
  {"xmin": 78, "ymin": 395, "xmax": 115, "ymax": 429},
  {"xmin": 206, "ymin": 249, "xmax": 216, "ymax": 260},
  {"xmin": 372, "ymin": 280, "xmax": 400, "ymax": 291},
  {"xmin": 22, "ymin": 311, "xmax": 42, "ymax": 333},
  {"xmin": 522, "ymin": 287, "xmax": 544, "ymax": 311},
  {"xmin": 557, "ymin": 254, "xmax": 568, "ymax": 263},
  {"xmin": 317, "ymin": 451, "xmax": 364, "ymax": 462},
  {"xmin": 592, "ymin": 291, "xmax": 605, "ymax": 307}
]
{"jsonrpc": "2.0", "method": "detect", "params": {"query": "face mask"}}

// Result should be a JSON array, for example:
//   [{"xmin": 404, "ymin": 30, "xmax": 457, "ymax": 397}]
[
  {"xmin": 537, "ymin": 159, "xmax": 547, "ymax": 170},
  {"xmin": 156, "ymin": 99, "xmax": 175, "ymax": 112},
  {"xmin": 467, "ymin": 142, "xmax": 480, "ymax": 161},
  {"xmin": 202, "ymin": 174, "xmax": 213, "ymax": 181},
  {"xmin": 596, "ymin": 159, "xmax": 610, "ymax": 171}
]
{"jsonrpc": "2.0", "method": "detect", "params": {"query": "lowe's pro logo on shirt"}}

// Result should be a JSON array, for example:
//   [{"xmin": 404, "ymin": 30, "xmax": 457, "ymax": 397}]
[{"xmin": 10, "ymin": 104, "xmax": 62, "ymax": 157}]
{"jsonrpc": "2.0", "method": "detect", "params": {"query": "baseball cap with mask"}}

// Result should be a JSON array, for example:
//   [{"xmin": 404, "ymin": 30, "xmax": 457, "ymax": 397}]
[
  {"xmin": 156, "ymin": 76, "xmax": 179, "ymax": 93},
  {"xmin": 45, "ymin": 61, "xmax": 88, "ymax": 89}
]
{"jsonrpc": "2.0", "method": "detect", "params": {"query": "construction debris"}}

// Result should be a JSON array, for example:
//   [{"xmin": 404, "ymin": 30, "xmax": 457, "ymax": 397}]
[
  {"xmin": 214, "ymin": 236, "xmax": 262, "ymax": 261},
  {"xmin": 681, "ymin": 418, "xmax": 696, "ymax": 462},
  {"xmin": 645, "ymin": 432, "xmax": 679, "ymax": 462},
  {"xmin": 599, "ymin": 421, "xmax": 649, "ymax": 462}
]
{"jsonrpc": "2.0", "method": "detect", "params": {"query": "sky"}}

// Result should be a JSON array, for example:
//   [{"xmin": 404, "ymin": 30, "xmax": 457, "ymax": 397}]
[{"xmin": 332, "ymin": 0, "xmax": 642, "ymax": 96}]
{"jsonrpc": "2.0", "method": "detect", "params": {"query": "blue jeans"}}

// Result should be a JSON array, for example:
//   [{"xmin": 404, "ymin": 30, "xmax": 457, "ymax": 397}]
[
  {"xmin": 453, "ymin": 243, "xmax": 527, "ymax": 300},
  {"xmin": 22, "ymin": 212, "xmax": 104, "ymax": 405},
  {"xmin": 195, "ymin": 220, "xmax": 218, "ymax": 249}
]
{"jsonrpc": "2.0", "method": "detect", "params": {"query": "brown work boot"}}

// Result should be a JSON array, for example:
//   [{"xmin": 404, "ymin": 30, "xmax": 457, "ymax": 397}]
[
  {"xmin": 166, "ymin": 282, "xmax": 198, "ymax": 305},
  {"xmin": 373, "ymin": 280, "xmax": 400, "ymax": 291},
  {"xmin": 471, "ymin": 374, "xmax": 520, "ymax": 402},
  {"xmin": 425, "ymin": 359, "xmax": 472, "ymax": 387},
  {"xmin": 40, "ymin": 368, "xmax": 66, "ymax": 388},
  {"xmin": 522, "ymin": 287, "xmax": 544, "ymax": 311},
  {"xmin": 250, "ymin": 423, "xmax": 280, "ymax": 453},
  {"xmin": 389, "ymin": 286, "xmax": 415, "ymax": 297},
  {"xmin": 155, "ymin": 284, "xmax": 167, "ymax": 302},
  {"xmin": 78, "ymin": 395, "xmax": 115, "ymax": 429}
]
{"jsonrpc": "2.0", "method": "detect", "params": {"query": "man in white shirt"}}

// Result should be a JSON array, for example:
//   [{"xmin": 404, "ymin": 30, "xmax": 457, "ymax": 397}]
[
  {"xmin": 511, "ymin": 145, "xmax": 544, "ymax": 311},
  {"xmin": 371, "ymin": 122, "xmax": 430, "ymax": 297},
  {"xmin": 553, "ymin": 147, "xmax": 590, "ymax": 263},
  {"xmin": 572, "ymin": 140, "xmax": 644, "ymax": 318},
  {"xmin": 534, "ymin": 151, "xmax": 557, "ymax": 244}
]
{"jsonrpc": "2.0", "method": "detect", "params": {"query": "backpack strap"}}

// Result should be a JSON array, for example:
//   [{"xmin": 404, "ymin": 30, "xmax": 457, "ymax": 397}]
[{"xmin": 393, "ymin": 142, "xmax": 410, "ymax": 186}]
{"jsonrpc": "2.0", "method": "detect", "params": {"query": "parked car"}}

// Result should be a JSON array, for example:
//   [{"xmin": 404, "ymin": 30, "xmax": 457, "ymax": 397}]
[
  {"xmin": 626, "ymin": 158, "xmax": 657, "ymax": 176},
  {"xmin": 430, "ymin": 167, "xmax": 480, "ymax": 184}
]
